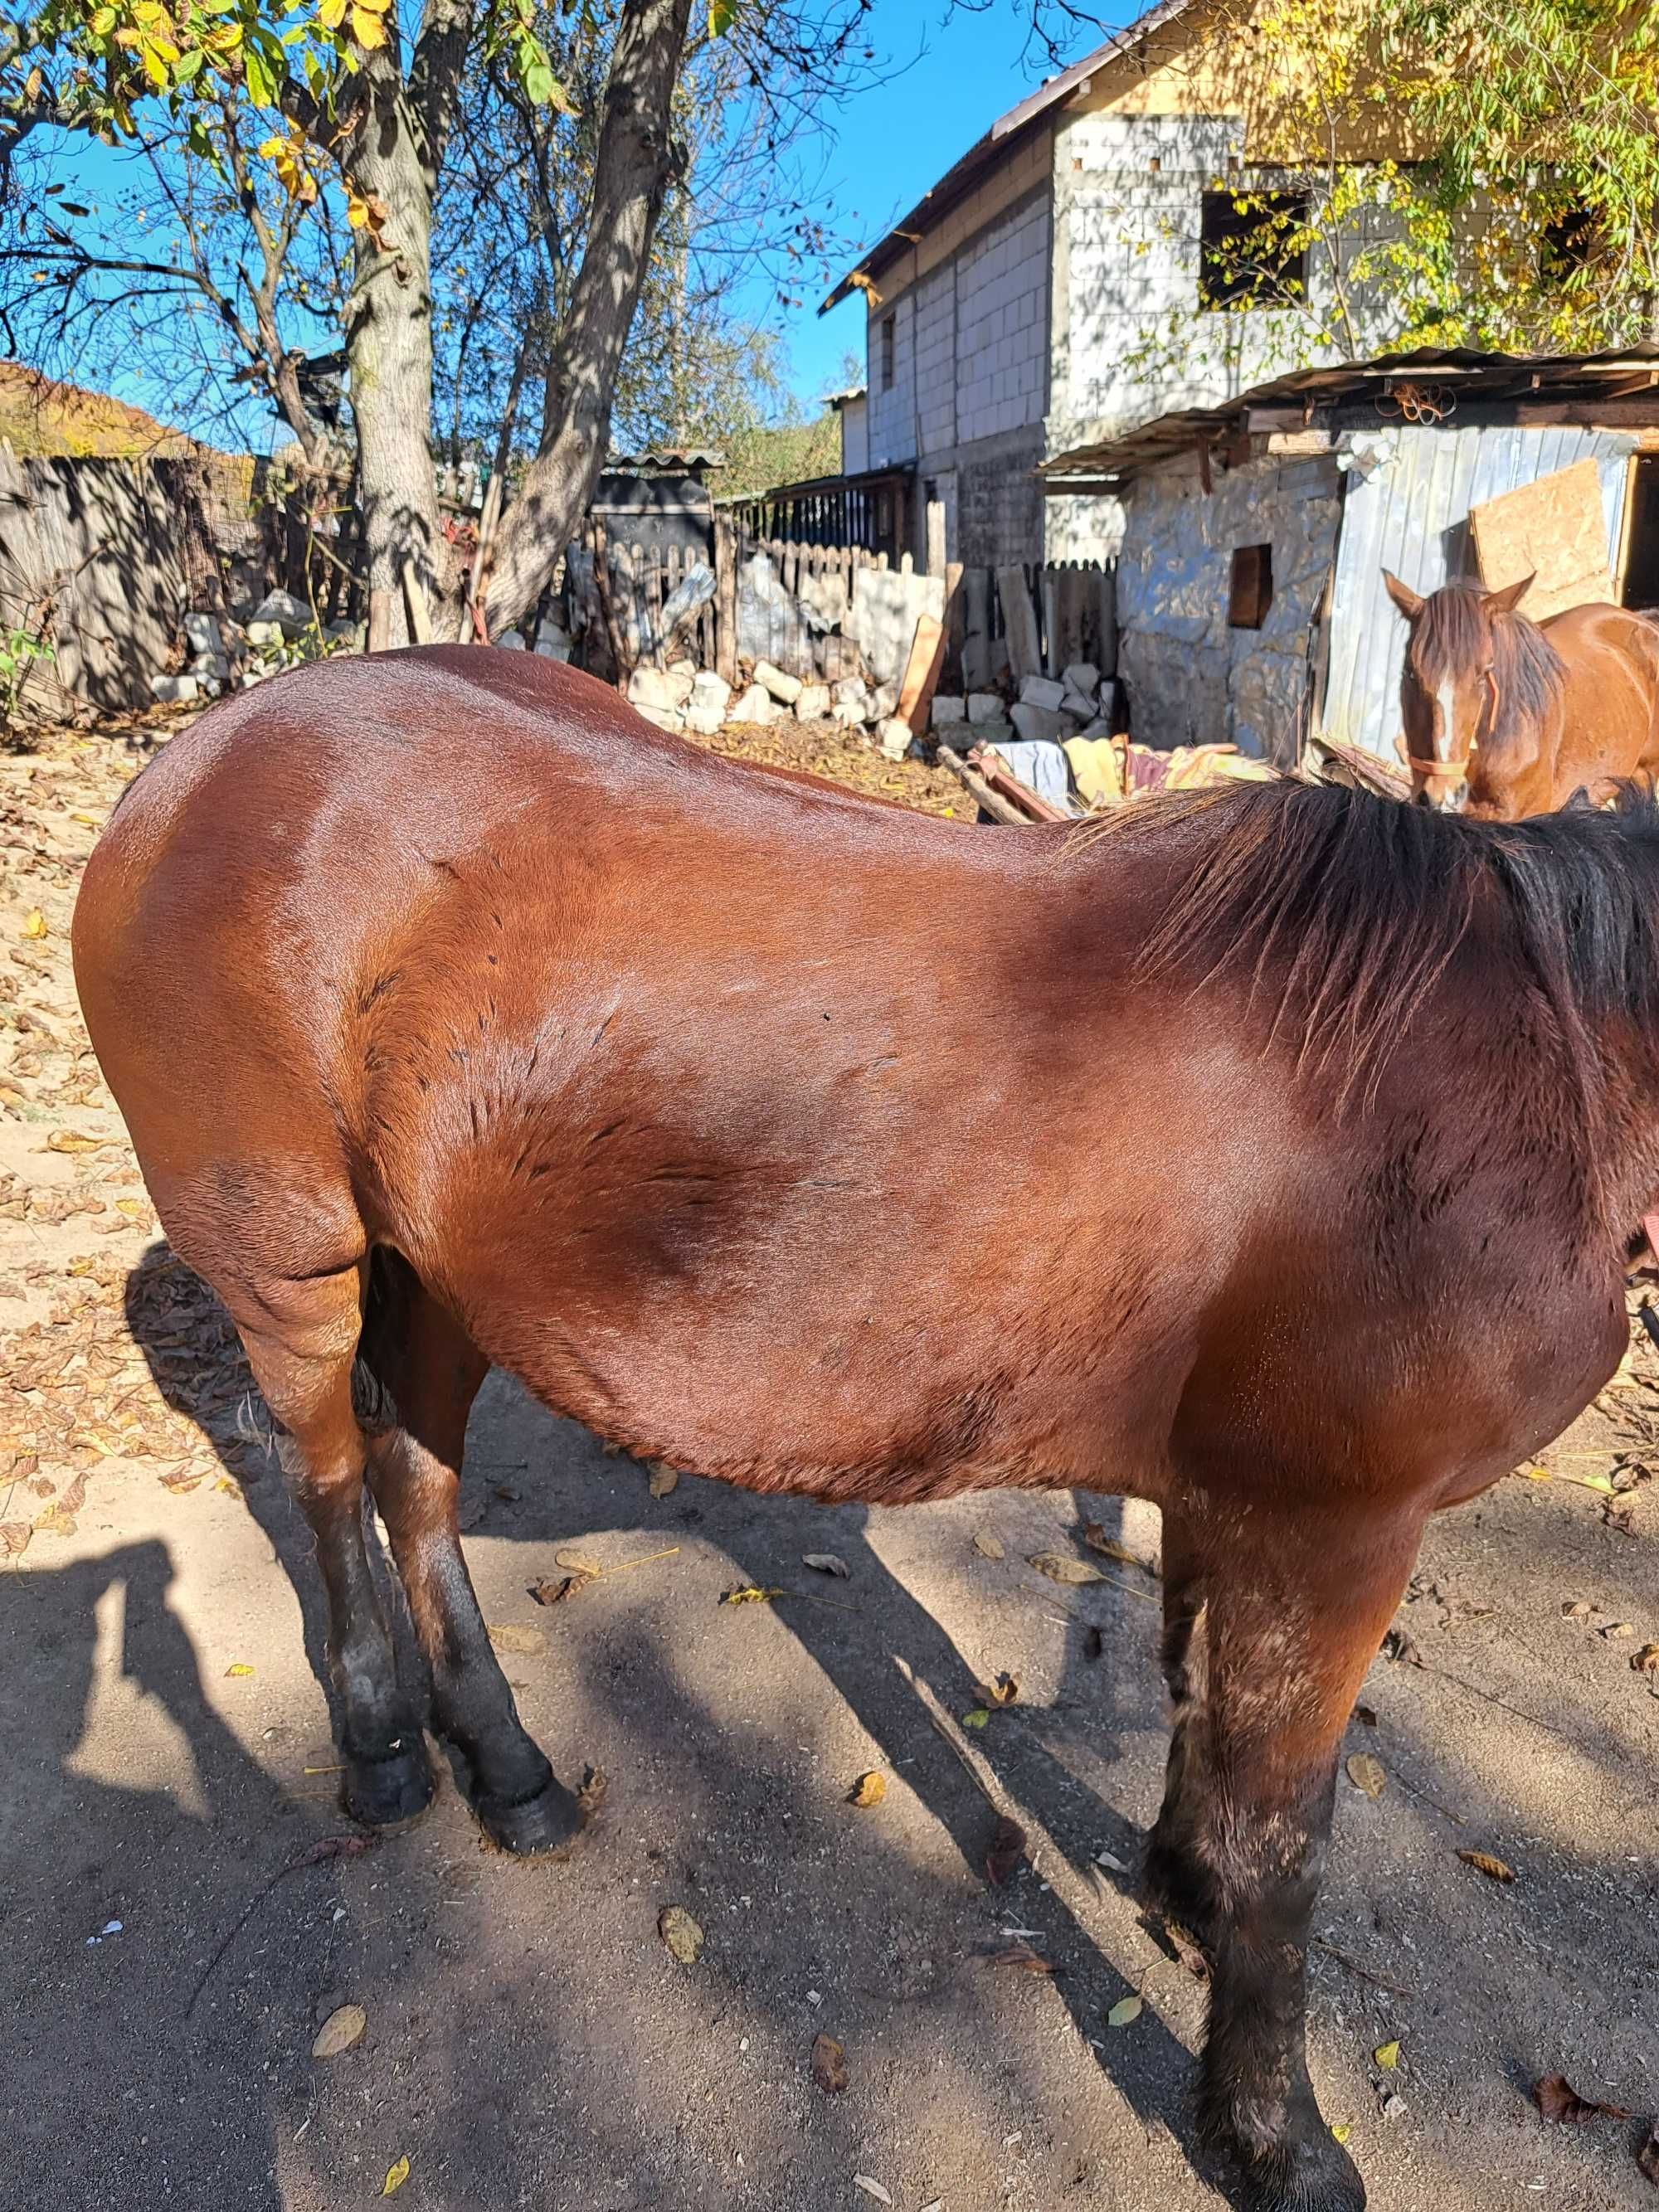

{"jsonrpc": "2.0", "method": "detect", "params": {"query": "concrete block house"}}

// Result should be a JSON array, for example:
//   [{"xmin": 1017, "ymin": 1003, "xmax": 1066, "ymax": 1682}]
[{"xmin": 822, "ymin": 0, "xmax": 1403, "ymax": 574}]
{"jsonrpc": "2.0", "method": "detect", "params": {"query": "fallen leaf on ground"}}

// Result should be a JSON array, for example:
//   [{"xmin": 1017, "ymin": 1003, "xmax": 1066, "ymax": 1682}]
[
  {"xmin": 720, "ymin": 1585, "xmax": 786, "ymax": 1605},
  {"xmin": 20, "ymin": 910, "xmax": 46, "ymax": 939},
  {"xmin": 1107, "ymin": 1994, "xmax": 1143, "ymax": 2027},
  {"xmin": 647, "ymin": 1460, "xmax": 679, "ymax": 1498},
  {"xmin": 0, "ymin": 1524, "xmax": 32, "ymax": 1557},
  {"xmin": 1029, "ymin": 1550, "xmax": 1103, "ymax": 1586},
  {"xmin": 576, "ymin": 1766, "xmax": 609, "ymax": 1819},
  {"xmin": 810, "ymin": 2033, "xmax": 849, "ymax": 2093},
  {"xmin": 224, "ymin": 1663, "xmax": 255, "ymax": 1678},
  {"xmin": 1331, "ymin": 2123, "xmax": 1352, "ymax": 2144},
  {"xmin": 802, "ymin": 1552, "xmax": 849, "ymax": 1578},
  {"xmin": 1603, "ymin": 1621, "xmax": 1636, "ymax": 1638},
  {"xmin": 1082, "ymin": 1521, "xmax": 1156, "ymax": 1574},
  {"xmin": 1381, "ymin": 1628, "xmax": 1424, "ymax": 1667},
  {"xmin": 1533, "ymin": 2073, "xmax": 1631, "ymax": 2123},
  {"xmin": 312, "ymin": 2003, "xmax": 367, "ymax": 2059},
  {"xmin": 960, "ymin": 1707, "xmax": 990, "ymax": 1729},
  {"xmin": 1457, "ymin": 1849, "xmax": 1515, "ymax": 1883},
  {"xmin": 659, "ymin": 1905, "xmax": 703, "ymax": 1964},
  {"xmin": 1632, "ymin": 1644, "xmax": 1659, "ymax": 1672},
  {"xmin": 486, "ymin": 1623, "xmax": 547, "ymax": 1655},
  {"xmin": 848, "ymin": 1771, "xmax": 886, "ymax": 1808},
  {"xmin": 1374, "ymin": 2041, "xmax": 1400, "ymax": 2070},
  {"xmin": 972, "ymin": 1529, "xmax": 1005, "ymax": 1559},
  {"xmin": 852, "ymin": 2179, "xmax": 893, "ymax": 2205},
  {"xmin": 381, "ymin": 2154, "xmax": 410, "ymax": 2196},
  {"xmin": 987, "ymin": 1942, "xmax": 1055, "ymax": 1975},
  {"xmin": 528, "ymin": 1573, "xmax": 592, "ymax": 1605},
  {"xmin": 46, "ymin": 1130, "xmax": 101, "ymax": 1154},
  {"xmin": 1637, "ymin": 2122, "xmax": 1659, "ymax": 2183},
  {"xmin": 1561, "ymin": 1599, "xmax": 1594, "ymax": 1618},
  {"xmin": 985, "ymin": 1815, "xmax": 1025, "ymax": 1887},
  {"xmin": 983, "ymin": 1671, "xmax": 1019, "ymax": 1706},
  {"xmin": 1345, "ymin": 1753, "xmax": 1386, "ymax": 1800}
]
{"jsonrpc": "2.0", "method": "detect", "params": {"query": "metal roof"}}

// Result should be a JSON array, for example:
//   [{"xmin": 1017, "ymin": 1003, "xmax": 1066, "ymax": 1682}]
[
  {"xmin": 604, "ymin": 449, "xmax": 726, "ymax": 473},
  {"xmin": 1039, "ymin": 345, "xmax": 1659, "ymax": 483},
  {"xmin": 820, "ymin": 0, "xmax": 1202, "ymax": 314}
]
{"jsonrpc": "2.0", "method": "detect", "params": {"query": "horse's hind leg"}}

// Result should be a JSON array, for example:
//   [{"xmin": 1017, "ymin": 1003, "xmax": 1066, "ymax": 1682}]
[
  {"xmin": 1162, "ymin": 1501, "xmax": 1423, "ymax": 2212},
  {"xmin": 234, "ymin": 1268, "xmax": 434, "ymax": 1830},
  {"xmin": 359, "ymin": 1252, "xmax": 581, "ymax": 1855}
]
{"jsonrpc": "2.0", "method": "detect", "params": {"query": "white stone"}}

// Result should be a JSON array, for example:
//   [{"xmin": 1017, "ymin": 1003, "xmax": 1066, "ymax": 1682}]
[
  {"xmin": 184, "ymin": 611, "xmax": 224, "ymax": 658},
  {"xmin": 632, "ymin": 703, "xmax": 684, "ymax": 733},
  {"xmin": 867, "ymin": 683, "xmax": 899, "ymax": 722},
  {"xmin": 684, "ymin": 702, "xmax": 725, "ymax": 736},
  {"xmin": 795, "ymin": 683, "xmax": 830, "ymax": 721},
  {"xmin": 1061, "ymin": 661, "xmax": 1100, "ymax": 698},
  {"xmin": 245, "ymin": 619, "xmax": 285, "ymax": 649},
  {"xmin": 877, "ymin": 717, "xmax": 912, "ymax": 761},
  {"xmin": 668, "ymin": 656, "xmax": 697, "ymax": 678},
  {"xmin": 533, "ymin": 624, "xmax": 572, "ymax": 661},
  {"xmin": 968, "ymin": 718, "xmax": 1015, "ymax": 747},
  {"xmin": 830, "ymin": 700, "xmax": 866, "ymax": 728},
  {"xmin": 149, "ymin": 673, "xmax": 199, "ymax": 703},
  {"xmin": 1011, "ymin": 702, "xmax": 1078, "ymax": 745},
  {"xmin": 190, "ymin": 652, "xmax": 229, "ymax": 680},
  {"xmin": 249, "ymin": 589, "xmax": 311, "ymax": 639},
  {"xmin": 966, "ymin": 693, "xmax": 1005, "ymax": 724},
  {"xmin": 831, "ymin": 677, "xmax": 868, "ymax": 708},
  {"xmin": 931, "ymin": 695, "xmax": 967, "ymax": 727},
  {"xmin": 752, "ymin": 659, "xmax": 802, "ymax": 705},
  {"xmin": 665, "ymin": 668, "xmax": 696, "ymax": 707},
  {"xmin": 495, "ymin": 630, "xmax": 526, "ymax": 650},
  {"xmin": 727, "ymin": 685, "xmax": 776, "ymax": 726},
  {"xmin": 628, "ymin": 666, "xmax": 678, "ymax": 711},
  {"xmin": 691, "ymin": 671, "xmax": 732, "ymax": 712},
  {"xmin": 239, "ymin": 670, "xmax": 266, "ymax": 689},
  {"xmin": 1019, "ymin": 674, "xmax": 1068, "ymax": 712}
]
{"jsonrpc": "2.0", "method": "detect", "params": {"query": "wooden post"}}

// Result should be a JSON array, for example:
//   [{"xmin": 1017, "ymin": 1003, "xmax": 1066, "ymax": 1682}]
[
  {"xmin": 401, "ymin": 559, "xmax": 433, "ymax": 644},
  {"xmin": 995, "ymin": 563, "xmax": 1041, "ymax": 683},
  {"xmin": 961, "ymin": 566, "xmax": 990, "ymax": 693},
  {"xmin": 942, "ymin": 559, "xmax": 965, "ymax": 691},
  {"xmin": 714, "ymin": 514, "xmax": 737, "ymax": 685},
  {"xmin": 367, "ymin": 586, "xmax": 395, "ymax": 653},
  {"xmin": 1097, "ymin": 561, "xmax": 1118, "ymax": 678},
  {"xmin": 925, "ymin": 498, "xmax": 946, "ymax": 580}
]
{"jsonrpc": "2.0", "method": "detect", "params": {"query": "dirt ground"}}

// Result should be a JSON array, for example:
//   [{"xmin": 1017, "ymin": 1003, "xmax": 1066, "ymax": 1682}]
[{"xmin": 0, "ymin": 704, "xmax": 1655, "ymax": 2212}]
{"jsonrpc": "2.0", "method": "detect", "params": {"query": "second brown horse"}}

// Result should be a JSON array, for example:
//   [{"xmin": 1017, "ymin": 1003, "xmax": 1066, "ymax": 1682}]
[
  {"xmin": 1385, "ymin": 568, "xmax": 1659, "ymax": 814},
  {"xmin": 73, "ymin": 648, "xmax": 1659, "ymax": 2211}
]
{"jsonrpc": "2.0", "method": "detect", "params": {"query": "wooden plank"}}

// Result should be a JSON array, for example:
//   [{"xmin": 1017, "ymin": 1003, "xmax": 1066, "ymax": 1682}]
[
  {"xmin": 943, "ymin": 559, "xmax": 965, "ymax": 691},
  {"xmin": 713, "ymin": 515, "xmax": 737, "ymax": 685},
  {"xmin": 937, "ymin": 742, "xmax": 1029, "ymax": 826},
  {"xmin": 897, "ymin": 611, "xmax": 946, "ymax": 734},
  {"xmin": 995, "ymin": 563, "xmax": 1041, "ymax": 682},
  {"xmin": 1469, "ymin": 456, "xmax": 1616, "ymax": 620},
  {"xmin": 925, "ymin": 498, "xmax": 946, "ymax": 580}
]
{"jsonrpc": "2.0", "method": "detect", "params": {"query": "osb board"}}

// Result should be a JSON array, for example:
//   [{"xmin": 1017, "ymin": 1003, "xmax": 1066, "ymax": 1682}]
[{"xmin": 1470, "ymin": 457, "xmax": 1616, "ymax": 621}]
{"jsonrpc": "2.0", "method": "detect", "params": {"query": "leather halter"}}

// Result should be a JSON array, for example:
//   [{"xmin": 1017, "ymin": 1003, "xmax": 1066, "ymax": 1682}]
[{"xmin": 1405, "ymin": 668, "xmax": 1500, "ymax": 784}]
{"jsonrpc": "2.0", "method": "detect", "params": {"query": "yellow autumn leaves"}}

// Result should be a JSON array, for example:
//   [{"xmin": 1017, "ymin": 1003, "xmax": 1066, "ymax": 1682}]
[{"xmin": 316, "ymin": 0, "xmax": 390, "ymax": 51}]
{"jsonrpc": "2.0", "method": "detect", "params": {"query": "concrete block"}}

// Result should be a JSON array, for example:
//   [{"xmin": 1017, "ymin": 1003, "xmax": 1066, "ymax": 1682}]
[
  {"xmin": 931, "ymin": 695, "xmax": 967, "ymax": 728},
  {"xmin": 149, "ymin": 673, "xmax": 200, "ymax": 703},
  {"xmin": 966, "ymin": 693, "xmax": 1005, "ymax": 724},
  {"xmin": 684, "ymin": 702, "xmax": 725, "ymax": 737},
  {"xmin": 1062, "ymin": 661, "xmax": 1100, "ymax": 697},
  {"xmin": 629, "ymin": 666, "xmax": 682, "ymax": 712},
  {"xmin": 1019, "ymin": 675, "xmax": 1068, "ymax": 712},
  {"xmin": 727, "ymin": 685, "xmax": 776, "ymax": 726},
  {"xmin": 830, "ymin": 700, "xmax": 867, "ymax": 728},
  {"xmin": 691, "ymin": 671, "xmax": 732, "ymax": 713},
  {"xmin": 249, "ymin": 589, "xmax": 310, "ymax": 639},
  {"xmin": 245, "ymin": 620, "xmax": 285, "ymax": 649},
  {"xmin": 1011, "ymin": 702, "xmax": 1078, "ymax": 745},
  {"xmin": 831, "ymin": 677, "xmax": 868, "ymax": 708},
  {"xmin": 184, "ymin": 611, "xmax": 224, "ymax": 658},
  {"xmin": 867, "ymin": 683, "xmax": 899, "ymax": 722},
  {"xmin": 632, "ymin": 704, "xmax": 684, "ymax": 733},
  {"xmin": 495, "ymin": 630, "xmax": 526, "ymax": 650},
  {"xmin": 795, "ymin": 683, "xmax": 831, "ymax": 721},
  {"xmin": 752, "ymin": 659, "xmax": 802, "ymax": 705},
  {"xmin": 877, "ymin": 718, "xmax": 912, "ymax": 761}
]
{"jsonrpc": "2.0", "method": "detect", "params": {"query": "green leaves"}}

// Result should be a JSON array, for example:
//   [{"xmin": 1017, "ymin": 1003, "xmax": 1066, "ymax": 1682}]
[{"xmin": 709, "ymin": 0, "xmax": 739, "ymax": 33}]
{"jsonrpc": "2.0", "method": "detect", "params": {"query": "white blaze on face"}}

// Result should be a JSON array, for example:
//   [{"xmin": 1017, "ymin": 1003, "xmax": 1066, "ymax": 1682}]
[{"xmin": 1434, "ymin": 677, "xmax": 1459, "ymax": 766}]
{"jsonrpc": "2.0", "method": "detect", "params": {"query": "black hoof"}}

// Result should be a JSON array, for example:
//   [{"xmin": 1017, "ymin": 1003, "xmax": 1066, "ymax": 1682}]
[
  {"xmin": 1236, "ymin": 2131, "xmax": 1367, "ymax": 2212},
  {"xmin": 476, "ymin": 1776, "xmax": 584, "ymax": 1857},
  {"xmin": 344, "ymin": 1736, "xmax": 435, "ymax": 1832}
]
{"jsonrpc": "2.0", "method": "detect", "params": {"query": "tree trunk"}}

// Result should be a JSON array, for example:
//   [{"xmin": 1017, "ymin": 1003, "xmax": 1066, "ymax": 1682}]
[
  {"xmin": 480, "ymin": 0, "xmax": 693, "ymax": 639},
  {"xmin": 344, "ymin": 55, "xmax": 442, "ymax": 650}
]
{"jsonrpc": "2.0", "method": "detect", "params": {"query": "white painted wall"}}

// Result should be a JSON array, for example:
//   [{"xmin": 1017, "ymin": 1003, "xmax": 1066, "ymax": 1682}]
[{"xmin": 838, "ymin": 395, "xmax": 868, "ymax": 477}]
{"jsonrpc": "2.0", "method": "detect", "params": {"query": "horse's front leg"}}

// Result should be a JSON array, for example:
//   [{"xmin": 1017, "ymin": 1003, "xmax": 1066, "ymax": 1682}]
[{"xmin": 1159, "ymin": 1501, "xmax": 1423, "ymax": 2212}]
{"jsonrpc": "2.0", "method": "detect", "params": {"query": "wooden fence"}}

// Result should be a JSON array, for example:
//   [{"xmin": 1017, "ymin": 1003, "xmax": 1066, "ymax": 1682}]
[{"xmin": 567, "ymin": 511, "xmax": 1117, "ymax": 696}]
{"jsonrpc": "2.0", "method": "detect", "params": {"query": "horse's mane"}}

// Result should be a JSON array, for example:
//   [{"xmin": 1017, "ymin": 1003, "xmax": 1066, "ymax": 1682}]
[
  {"xmin": 1077, "ymin": 779, "xmax": 1659, "ymax": 1116},
  {"xmin": 1413, "ymin": 584, "xmax": 1568, "ymax": 732}
]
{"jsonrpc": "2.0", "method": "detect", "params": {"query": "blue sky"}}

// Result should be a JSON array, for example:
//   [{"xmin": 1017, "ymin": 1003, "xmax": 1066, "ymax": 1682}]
[{"xmin": 771, "ymin": 0, "xmax": 1117, "ymax": 410}]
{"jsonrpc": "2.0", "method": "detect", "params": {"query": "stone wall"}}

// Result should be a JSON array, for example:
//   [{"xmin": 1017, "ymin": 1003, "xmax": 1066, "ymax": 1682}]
[{"xmin": 1114, "ymin": 446, "xmax": 1340, "ymax": 761}]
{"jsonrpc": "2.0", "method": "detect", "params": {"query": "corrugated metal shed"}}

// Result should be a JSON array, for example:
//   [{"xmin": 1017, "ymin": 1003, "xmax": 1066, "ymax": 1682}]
[{"xmin": 1322, "ymin": 424, "xmax": 1640, "ymax": 756}]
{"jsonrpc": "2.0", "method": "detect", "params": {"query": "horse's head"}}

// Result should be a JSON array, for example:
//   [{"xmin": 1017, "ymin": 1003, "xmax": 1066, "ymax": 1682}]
[{"xmin": 1384, "ymin": 571, "xmax": 1535, "ymax": 812}]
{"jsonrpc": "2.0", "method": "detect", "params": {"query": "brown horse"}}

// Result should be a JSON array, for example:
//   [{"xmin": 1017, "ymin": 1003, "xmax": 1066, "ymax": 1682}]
[
  {"xmin": 1384, "ymin": 569, "xmax": 1659, "ymax": 815},
  {"xmin": 72, "ymin": 647, "xmax": 1659, "ymax": 2212}
]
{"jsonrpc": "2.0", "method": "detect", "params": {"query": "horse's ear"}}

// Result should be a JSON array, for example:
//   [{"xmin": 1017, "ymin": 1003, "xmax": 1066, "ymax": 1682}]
[
  {"xmin": 1383, "ymin": 570, "xmax": 1424, "ymax": 622},
  {"xmin": 1484, "ymin": 572, "xmax": 1534, "ymax": 615}
]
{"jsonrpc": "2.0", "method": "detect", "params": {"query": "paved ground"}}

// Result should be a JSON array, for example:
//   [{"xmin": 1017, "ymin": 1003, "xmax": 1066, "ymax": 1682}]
[{"xmin": 0, "ymin": 710, "xmax": 1655, "ymax": 2212}]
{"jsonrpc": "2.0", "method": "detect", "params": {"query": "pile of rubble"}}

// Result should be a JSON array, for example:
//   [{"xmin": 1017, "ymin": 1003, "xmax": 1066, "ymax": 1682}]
[
  {"xmin": 931, "ymin": 663, "xmax": 1115, "ymax": 751},
  {"xmin": 149, "ymin": 589, "xmax": 362, "ymax": 705},
  {"xmin": 627, "ymin": 657, "xmax": 928, "ymax": 765}
]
